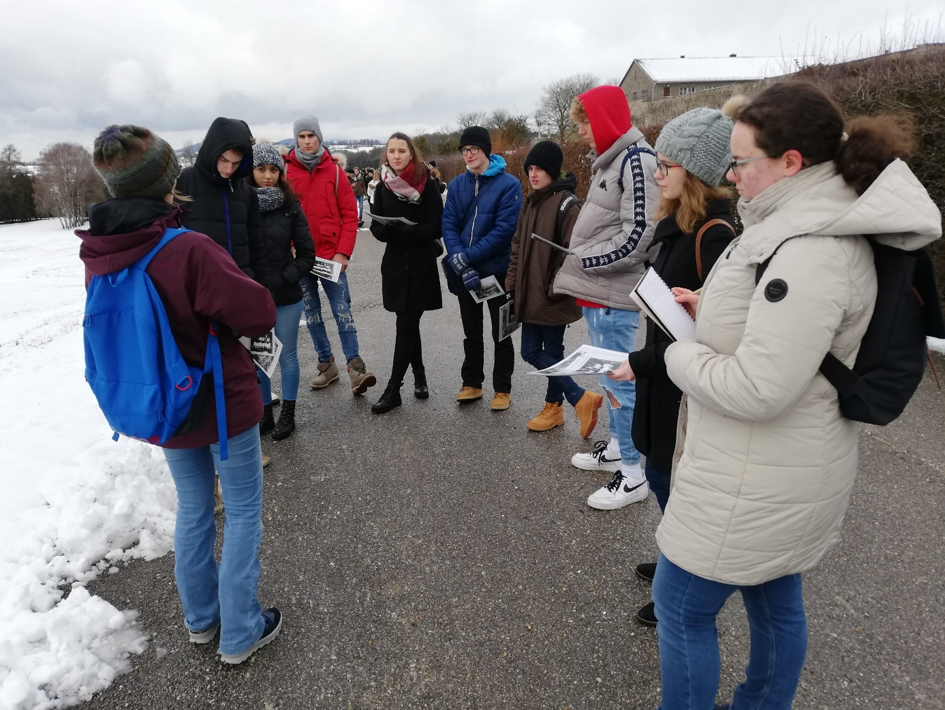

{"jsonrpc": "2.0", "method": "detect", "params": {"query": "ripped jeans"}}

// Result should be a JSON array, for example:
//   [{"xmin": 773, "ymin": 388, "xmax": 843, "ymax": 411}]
[
  {"xmin": 301, "ymin": 272, "xmax": 360, "ymax": 364},
  {"xmin": 583, "ymin": 306, "xmax": 640, "ymax": 465}
]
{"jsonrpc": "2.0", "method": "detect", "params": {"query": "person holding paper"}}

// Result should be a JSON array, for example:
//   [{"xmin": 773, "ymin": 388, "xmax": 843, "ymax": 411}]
[
  {"xmin": 607, "ymin": 105, "xmax": 738, "ymax": 627},
  {"xmin": 506, "ymin": 140, "xmax": 605, "ymax": 437},
  {"xmin": 285, "ymin": 115, "xmax": 376, "ymax": 397},
  {"xmin": 368, "ymin": 133, "xmax": 444, "ymax": 414},
  {"xmin": 247, "ymin": 142, "xmax": 316, "ymax": 441},
  {"xmin": 552, "ymin": 85, "xmax": 660, "ymax": 510},
  {"xmin": 442, "ymin": 126, "xmax": 523, "ymax": 410}
]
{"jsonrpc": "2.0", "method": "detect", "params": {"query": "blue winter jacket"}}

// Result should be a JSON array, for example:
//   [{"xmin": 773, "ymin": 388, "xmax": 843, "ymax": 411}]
[{"xmin": 442, "ymin": 155, "xmax": 523, "ymax": 277}]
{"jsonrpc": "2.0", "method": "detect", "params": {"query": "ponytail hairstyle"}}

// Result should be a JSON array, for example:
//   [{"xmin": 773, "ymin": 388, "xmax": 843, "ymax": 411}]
[
  {"xmin": 733, "ymin": 81, "xmax": 915, "ymax": 195},
  {"xmin": 386, "ymin": 132, "xmax": 429, "ymax": 181}
]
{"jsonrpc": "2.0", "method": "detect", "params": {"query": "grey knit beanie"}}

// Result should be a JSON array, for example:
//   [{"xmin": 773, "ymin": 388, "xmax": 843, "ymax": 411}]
[
  {"xmin": 92, "ymin": 124, "xmax": 180, "ymax": 199},
  {"xmin": 252, "ymin": 142, "xmax": 285, "ymax": 172},
  {"xmin": 654, "ymin": 107, "xmax": 733, "ymax": 186},
  {"xmin": 293, "ymin": 115, "xmax": 323, "ymax": 146}
]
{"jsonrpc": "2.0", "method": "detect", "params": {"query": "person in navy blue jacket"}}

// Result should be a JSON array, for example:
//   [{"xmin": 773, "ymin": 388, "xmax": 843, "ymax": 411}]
[{"xmin": 442, "ymin": 126, "xmax": 522, "ymax": 410}]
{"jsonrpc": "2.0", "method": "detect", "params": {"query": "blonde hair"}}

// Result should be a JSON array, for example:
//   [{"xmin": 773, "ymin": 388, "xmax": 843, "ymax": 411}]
[
  {"xmin": 569, "ymin": 95, "xmax": 588, "ymax": 124},
  {"xmin": 654, "ymin": 171, "xmax": 732, "ymax": 235}
]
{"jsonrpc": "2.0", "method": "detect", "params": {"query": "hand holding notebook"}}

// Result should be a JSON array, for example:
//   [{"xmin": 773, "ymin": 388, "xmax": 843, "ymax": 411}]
[{"xmin": 629, "ymin": 268, "xmax": 697, "ymax": 341}]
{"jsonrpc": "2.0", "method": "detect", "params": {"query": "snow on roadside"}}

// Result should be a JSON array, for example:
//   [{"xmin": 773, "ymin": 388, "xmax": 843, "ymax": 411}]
[{"xmin": 0, "ymin": 220, "xmax": 177, "ymax": 709}]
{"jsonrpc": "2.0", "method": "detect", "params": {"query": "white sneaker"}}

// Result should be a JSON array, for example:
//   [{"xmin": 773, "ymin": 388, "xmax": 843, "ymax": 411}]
[
  {"xmin": 587, "ymin": 471, "xmax": 649, "ymax": 510},
  {"xmin": 571, "ymin": 440, "xmax": 622, "ymax": 472}
]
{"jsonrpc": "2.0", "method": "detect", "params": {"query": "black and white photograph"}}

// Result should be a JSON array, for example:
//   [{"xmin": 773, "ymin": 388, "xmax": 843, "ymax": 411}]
[{"xmin": 470, "ymin": 275, "xmax": 506, "ymax": 304}]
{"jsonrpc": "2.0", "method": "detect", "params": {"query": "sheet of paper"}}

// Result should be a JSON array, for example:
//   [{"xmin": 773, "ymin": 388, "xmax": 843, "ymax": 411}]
[
  {"xmin": 498, "ymin": 300, "xmax": 520, "ymax": 341},
  {"xmin": 530, "ymin": 344, "xmax": 628, "ymax": 376},
  {"xmin": 240, "ymin": 329, "xmax": 283, "ymax": 380},
  {"xmin": 311, "ymin": 257, "xmax": 342, "ymax": 283},
  {"xmin": 629, "ymin": 268, "xmax": 697, "ymax": 341},
  {"xmin": 470, "ymin": 275, "xmax": 506, "ymax": 303},
  {"xmin": 369, "ymin": 214, "xmax": 417, "ymax": 226}
]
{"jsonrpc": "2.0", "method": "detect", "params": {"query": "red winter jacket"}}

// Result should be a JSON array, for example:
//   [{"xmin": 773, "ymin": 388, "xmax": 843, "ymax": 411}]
[{"xmin": 285, "ymin": 148, "xmax": 359, "ymax": 259}]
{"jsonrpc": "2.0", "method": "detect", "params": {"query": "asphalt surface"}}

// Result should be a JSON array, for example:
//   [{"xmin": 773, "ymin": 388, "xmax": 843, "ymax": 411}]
[{"xmin": 84, "ymin": 218, "xmax": 945, "ymax": 710}]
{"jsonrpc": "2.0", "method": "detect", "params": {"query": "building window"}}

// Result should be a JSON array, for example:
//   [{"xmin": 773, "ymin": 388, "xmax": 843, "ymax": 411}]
[
  {"xmin": 632, "ymin": 92, "xmax": 638, "ymax": 99},
  {"xmin": 642, "ymin": 89, "xmax": 649, "ymax": 99}
]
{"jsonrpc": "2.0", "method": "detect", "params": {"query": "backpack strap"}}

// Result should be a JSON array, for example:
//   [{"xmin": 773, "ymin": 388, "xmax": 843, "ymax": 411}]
[
  {"xmin": 204, "ymin": 323, "xmax": 227, "ymax": 461},
  {"xmin": 135, "ymin": 227, "xmax": 193, "ymax": 271},
  {"xmin": 554, "ymin": 193, "xmax": 580, "ymax": 245},
  {"xmin": 334, "ymin": 163, "xmax": 340, "ymax": 198},
  {"xmin": 617, "ymin": 145, "xmax": 656, "ymax": 192},
  {"xmin": 694, "ymin": 219, "xmax": 735, "ymax": 281}
]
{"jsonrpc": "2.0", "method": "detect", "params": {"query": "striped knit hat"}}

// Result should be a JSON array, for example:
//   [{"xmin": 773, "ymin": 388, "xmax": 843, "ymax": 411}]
[{"xmin": 93, "ymin": 125, "xmax": 180, "ymax": 199}]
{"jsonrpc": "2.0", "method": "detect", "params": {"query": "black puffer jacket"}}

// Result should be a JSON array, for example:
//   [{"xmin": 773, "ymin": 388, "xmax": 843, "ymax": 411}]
[
  {"xmin": 258, "ymin": 198, "xmax": 316, "ymax": 306},
  {"xmin": 176, "ymin": 118, "xmax": 269, "ymax": 285}
]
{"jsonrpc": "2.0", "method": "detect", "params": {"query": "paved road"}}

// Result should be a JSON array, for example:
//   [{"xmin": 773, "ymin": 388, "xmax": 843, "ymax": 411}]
[{"xmin": 84, "ymin": 221, "xmax": 945, "ymax": 709}]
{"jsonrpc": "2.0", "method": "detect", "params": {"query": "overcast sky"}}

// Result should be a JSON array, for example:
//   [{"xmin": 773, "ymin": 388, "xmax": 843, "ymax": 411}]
[{"xmin": 1, "ymin": 0, "xmax": 942, "ymax": 160}]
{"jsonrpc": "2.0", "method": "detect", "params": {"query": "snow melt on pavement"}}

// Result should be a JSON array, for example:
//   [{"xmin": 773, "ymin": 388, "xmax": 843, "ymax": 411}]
[{"xmin": 0, "ymin": 220, "xmax": 178, "ymax": 709}]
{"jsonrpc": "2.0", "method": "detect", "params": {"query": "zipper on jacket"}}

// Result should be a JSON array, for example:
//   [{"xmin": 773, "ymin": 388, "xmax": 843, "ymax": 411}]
[{"xmin": 469, "ymin": 175, "xmax": 480, "ymax": 248}]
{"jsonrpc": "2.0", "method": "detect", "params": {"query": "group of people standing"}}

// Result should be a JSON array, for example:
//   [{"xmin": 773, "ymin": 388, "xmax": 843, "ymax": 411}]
[{"xmin": 78, "ymin": 78, "xmax": 941, "ymax": 709}]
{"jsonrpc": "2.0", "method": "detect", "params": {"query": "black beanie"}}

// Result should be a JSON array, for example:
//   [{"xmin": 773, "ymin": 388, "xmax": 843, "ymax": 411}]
[
  {"xmin": 524, "ymin": 141, "xmax": 563, "ymax": 180},
  {"xmin": 459, "ymin": 126, "xmax": 491, "ymax": 156}
]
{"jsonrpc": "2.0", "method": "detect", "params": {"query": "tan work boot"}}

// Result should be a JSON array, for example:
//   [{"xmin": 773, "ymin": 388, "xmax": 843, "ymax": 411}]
[
  {"xmin": 491, "ymin": 392, "xmax": 511, "ymax": 411},
  {"xmin": 311, "ymin": 356, "xmax": 339, "ymax": 389},
  {"xmin": 456, "ymin": 386, "xmax": 483, "ymax": 402},
  {"xmin": 527, "ymin": 401, "xmax": 564, "ymax": 431},
  {"xmin": 347, "ymin": 357, "xmax": 377, "ymax": 395},
  {"xmin": 574, "ymin": 391, "xmax": 605, "ymax": 439}
]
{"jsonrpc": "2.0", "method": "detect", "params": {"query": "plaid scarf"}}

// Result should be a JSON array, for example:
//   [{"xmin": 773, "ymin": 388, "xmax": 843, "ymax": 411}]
[
  {"xmin": 254, "ymin": 186, "xmax": 285, "ymax": 212},
  {"xmin": 380, "ymin": 162, "xmax": 427, "ymax": 204}
]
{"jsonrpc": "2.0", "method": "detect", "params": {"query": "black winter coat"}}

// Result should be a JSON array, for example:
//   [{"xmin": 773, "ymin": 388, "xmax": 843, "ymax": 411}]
[
  {"xmin": 258, "ymin": 198, "xmax": 316, "ymax": 306},
  {"xmin": 176, "ymin": 118, "xmax": 269, "ymax": 286},
  {"xmin": 369, "ymin": 175, "xmax": 443, "ymax": 313},
  {"xmin": 629, "ymin": 199, "xmax": 736, "ymax": 473}
]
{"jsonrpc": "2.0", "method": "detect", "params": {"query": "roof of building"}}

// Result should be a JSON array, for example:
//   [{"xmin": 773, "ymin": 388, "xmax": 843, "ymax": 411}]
[{"xmin": 625, "ymin": 56, "xmax": 801, "ymax": 85}]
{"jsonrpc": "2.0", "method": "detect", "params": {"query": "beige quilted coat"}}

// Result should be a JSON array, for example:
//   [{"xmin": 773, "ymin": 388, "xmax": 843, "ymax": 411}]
[{"xmin": 659, "ymin": 160, "xmax": 942, "ymax": 585}]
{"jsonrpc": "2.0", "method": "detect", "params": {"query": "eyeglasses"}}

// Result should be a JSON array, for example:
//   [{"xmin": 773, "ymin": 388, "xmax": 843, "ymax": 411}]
[
  {"xmin": 459, "ymin": 146, "xmax": 481, "ymax": 156},
  {"xmin": 656, "ymin": 160, "xmax": 683, "ymax": 178},
  {"xmin": 727, "ymin": 154, "xmax": 773, "ymax": 177}
]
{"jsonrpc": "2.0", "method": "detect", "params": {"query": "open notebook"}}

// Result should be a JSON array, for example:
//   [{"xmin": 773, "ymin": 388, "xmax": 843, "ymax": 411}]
[{"xmin": 629, "ymin": 268, "xmax": 697, "ymax": 341}]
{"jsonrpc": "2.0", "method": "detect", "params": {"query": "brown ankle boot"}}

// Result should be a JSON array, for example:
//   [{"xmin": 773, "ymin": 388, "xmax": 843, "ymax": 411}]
[
  {"xmin": 311, "ymin": 356, "xmax": 339, "ymax": 389},
  {"xmin": 347, "ymin": 357, "xmax": 376, "ymax": 395}
]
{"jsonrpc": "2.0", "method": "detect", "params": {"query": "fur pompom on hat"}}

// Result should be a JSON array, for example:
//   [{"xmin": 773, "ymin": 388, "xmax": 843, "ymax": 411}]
[
  {"xmin": 252, "ymin": 142, "xmax": 285, "ymax": 172},
  {"xmin": 459, "ymin": 126, "xmax": 491, "ymax": 156},
  {"xmin": 93, "ymin": 124, "xmax": 180, "ymax": 200},
  {"xmin": 654, "ymin": 107, "xmax": 734, "ymax": 186},
  {"xmin": 524, "ymin": 141, "xmax": 563, "ymax": 180}
]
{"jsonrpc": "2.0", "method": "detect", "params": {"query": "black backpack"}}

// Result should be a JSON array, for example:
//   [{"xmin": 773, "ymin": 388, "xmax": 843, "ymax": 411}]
[{"xmin": 757, "ymin": 238, "xmax": 945, "ymax": 425}]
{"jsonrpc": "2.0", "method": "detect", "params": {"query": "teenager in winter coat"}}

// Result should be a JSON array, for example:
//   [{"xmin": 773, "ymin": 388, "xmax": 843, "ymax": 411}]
[
  {"xmin": 352, "ymin": 166, "xmax": 366, "ymax": 219},
  {"xmin": 620, "ymin": 83, "xmax": 940, "ymax": 708},
  {"xmin": 368, "ymin": 132, "xmax": 444, "ymax": 414},
  {"xmin": 366, "ymin": 170, "xmax": 379, "ymax": 210},
  {"xmin": 442, "ymin": 125, "xmax": 523, "ymax": 410},
  {"xmin": 247, "ymin": 142, "xmax": 316, "ymax": 442},
  {"xmin": 551, "ymin": 86, "xmax": 660, "ymax": 512},
  {"xmin": 505, "ymin": 140, "xmax": 604, "ymax": 437},
  {"xmin": 78, "ymin": 125, "xmax": 281, "ymax": 665},
  {"xmin": 607, "ymin": 106, "xmax": 738, "ymax": 628},
  {"xmin": 176, "ymin": 117, "xmax": 269, "ymax": 287},
  {"xmin": 285, "ymin": 115, "xmax": 376, "ymax": 396}
]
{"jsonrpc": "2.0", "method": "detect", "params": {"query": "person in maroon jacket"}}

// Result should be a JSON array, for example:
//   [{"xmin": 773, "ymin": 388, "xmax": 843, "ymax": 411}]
[{"xmin": 77, "ymin": 124, "xmax": 282, "ymax": 665}]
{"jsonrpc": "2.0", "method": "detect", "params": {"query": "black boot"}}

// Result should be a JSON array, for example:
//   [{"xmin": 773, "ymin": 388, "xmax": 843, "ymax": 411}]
[
  {"xmin": 414, "ymin": 369, "xmax": 429, "ymax": 399},
  {"xmin": 371, "ymin": 383, "xmax": 402, "ymax": 414},
  {"xmin": 271, "ymin": 400, "xmax": 296, "ymax": 441},
  {"xmin": 259, "ymin": 403, "xmax": 275, "ymax": 435}
]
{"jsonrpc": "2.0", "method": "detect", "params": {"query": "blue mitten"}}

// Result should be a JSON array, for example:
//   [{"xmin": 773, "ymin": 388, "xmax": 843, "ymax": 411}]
[
  {"xmin": 461, "ymin": 267, "xmax": 481, "ymax": 291},
  {"xmin": 448, "ymin": 251, "xmax": 469, "ymax": 275}
]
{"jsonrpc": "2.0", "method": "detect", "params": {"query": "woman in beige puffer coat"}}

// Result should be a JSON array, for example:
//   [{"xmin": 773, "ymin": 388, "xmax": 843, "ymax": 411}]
[{"xmin": 649, "ymin": 83, "xmax": 942, "ymax": 710}]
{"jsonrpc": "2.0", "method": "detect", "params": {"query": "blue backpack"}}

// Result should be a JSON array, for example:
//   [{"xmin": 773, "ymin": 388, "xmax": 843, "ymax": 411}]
[{"xmin": 83, "ymin": 227, "xmax": 230, "ymax": 459}]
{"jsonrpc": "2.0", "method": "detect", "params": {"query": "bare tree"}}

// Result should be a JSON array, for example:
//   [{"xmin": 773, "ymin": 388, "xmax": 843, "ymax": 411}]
[
  {"xmin": 486, "ymin": 110, "xmax": 532, "ymax": 152},
  {"xmin": 180, "ymin": 140, "xmax": 198, "ymax": 168},
  {"xmin": 456, "ymin": 111, "xmax": 488, "ymax": 131},
  {"xmin": 34, "ymin": 142, "xmax": 105, "ymax": 229},
  {"xmin": 535, "ymin": 72, "xmax": 599, "ymax": 140}
]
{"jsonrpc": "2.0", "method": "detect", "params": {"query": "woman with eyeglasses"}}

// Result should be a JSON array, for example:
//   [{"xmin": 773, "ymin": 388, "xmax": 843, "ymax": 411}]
[
  {"xmin": 607, "ymin": 105, "xmax": 738, "ymax": 629},
  {"xmin": 615, "ymin": 82, "xmax": 940, "ymax": 709}
]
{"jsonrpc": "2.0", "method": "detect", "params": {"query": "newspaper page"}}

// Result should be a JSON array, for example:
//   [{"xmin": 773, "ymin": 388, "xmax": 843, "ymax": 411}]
[
  {"xmin": 240, "ymin": 329, "xmax": 283, "ymax": 380},
  {"xmin": 470, "ymin": 275, "xmax": 505, "ymax": 303},
  {"xmin": 311, "ymin": 257, "xmax": 342, "ymax": 283},
  {"xmin": 369, "ymin": 214, "xmax": 417, "ymax": 226},
  {"xmin": 531, "ymin": 344, "xmax": 628, "ymax": 376}
]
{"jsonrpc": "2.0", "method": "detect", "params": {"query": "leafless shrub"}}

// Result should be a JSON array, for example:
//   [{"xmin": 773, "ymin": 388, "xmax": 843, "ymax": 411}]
[{"xmin": 34, "ymin": 142, "xmax": 105, "ymax": 229}]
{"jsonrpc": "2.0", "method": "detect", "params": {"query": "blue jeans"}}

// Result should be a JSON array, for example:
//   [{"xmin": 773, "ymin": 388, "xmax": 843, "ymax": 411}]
[
  {"xmin": 520, "ymin": 322, "xmax": 584, "ymax": 406},
  {"xmin": 653, "ymin": 554, "xmax": 807, "ymax": 710},
  {"xmin": 583, "ymin": 307, "xmax": 640, "ymax": 464},
  {"xmin": 258, "ymin": 299, "xmax": 304, "ymax": 404},
  {"xmin": 163, "ymin": 425, "xmax": 266, "ymax": 656},
  {"xmin": 301, "ymin": 272, "xmax": 360, "ymax": 363},
  {"xmin": 356, "ymin": 194, "xmax": 364, "ymax": 218},
  {"xmin": 646, "ymin": 459, "xmax": 672, "ymax": 512}
]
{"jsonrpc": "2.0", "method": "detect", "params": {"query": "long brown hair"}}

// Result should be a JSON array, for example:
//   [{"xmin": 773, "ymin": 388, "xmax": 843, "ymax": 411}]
[
  {"xmin": 245, "ymin": 165, "xmax": 299, "ymax": 202},
  {"xmin": 386, "ymin": 132, "xmax": 429, "ymax": 180},
  {"xmin": 655, "ymin": 171, "xmax": 733, "ymax": 234}
]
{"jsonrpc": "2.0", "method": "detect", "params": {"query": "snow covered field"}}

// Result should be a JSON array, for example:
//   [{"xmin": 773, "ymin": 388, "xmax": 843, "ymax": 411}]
[{"xmin": 0, "ymin": 220, "xmax": 177, "ymax": 709}]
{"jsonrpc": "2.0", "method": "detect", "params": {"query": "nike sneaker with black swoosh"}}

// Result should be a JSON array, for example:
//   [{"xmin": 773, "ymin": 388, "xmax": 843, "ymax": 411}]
[
  {"xmin": 587, "ymin": 471, "xmax": 649, "ymax": 510},
  {"xmin": 571, "ymin": 440, "xmax": 622, "ymax": 473}
]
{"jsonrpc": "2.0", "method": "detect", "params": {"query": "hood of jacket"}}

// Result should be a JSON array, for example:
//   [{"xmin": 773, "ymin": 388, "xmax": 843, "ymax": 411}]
[
  {"xmin": 195, "ymin": 117, "xmax": 254, "ymax": 184},
  {"xmin": 284, "ymin": 146, "xmax": 334, "ymax": 173},
  {"xmin": 738, "ymin": 159, "xmax": 941, "ymax": 265},
  {"xmin": 578, "ymin": 85, "xmax": 632, "ymax": 156},
  {"xmin": 467, "ymin": 153, "xmax": 508, "ymax": 178},
  {"xmin": 528, "ymin": 172, "xmax": 578, "ymax": 205},
  {"xmin": 77, "ymin": 198, "xmax": 181, "ymax": 276}
]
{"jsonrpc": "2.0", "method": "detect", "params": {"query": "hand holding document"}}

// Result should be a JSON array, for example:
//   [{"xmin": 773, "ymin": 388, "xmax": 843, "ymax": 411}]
[
  {"xmin": 629, "ymin": 268, "xmax": 697, "ymax": 341},
  {"xmin": 530, "ymin": 344, "xmax": 628, "ymax": 376},
  {"xmin": 240, "ymin": 330, "xmax": 283, "ymax": 379},
  {"xmin": 470, "ymin": 275, "xmax": 506, "ymax": 303},
  {"xmin": 311, "ymin": 257, "xmax": 342, "ymax": 283}
]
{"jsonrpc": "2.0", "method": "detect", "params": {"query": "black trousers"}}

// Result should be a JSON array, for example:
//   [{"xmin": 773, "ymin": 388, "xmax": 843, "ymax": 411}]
[
  {"xmin": 456, "ymin": 278, "xmax": 514, "ymax": 392},
  {"xmin": 390, "ymin": 311, "xmax": 425, "ymax": 386}
]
